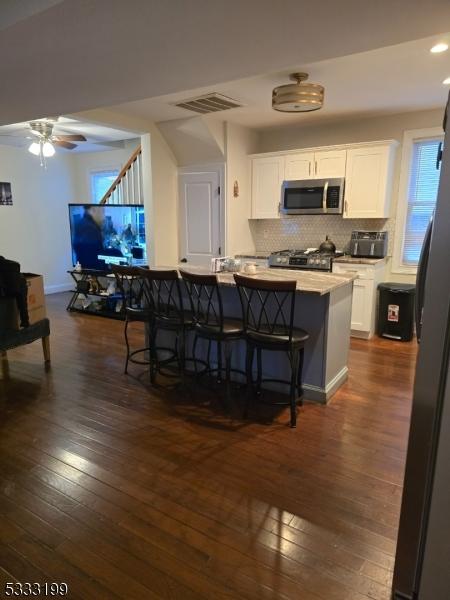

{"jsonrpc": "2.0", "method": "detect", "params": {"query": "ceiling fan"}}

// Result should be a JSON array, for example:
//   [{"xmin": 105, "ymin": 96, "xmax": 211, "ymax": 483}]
[
  {"xmin": 27, "ymin": 117, "xmax": 87, "ymax": 165},
  {"xmin": 0, "ymin": 117, "xmax": 87, "ymax": 166}
]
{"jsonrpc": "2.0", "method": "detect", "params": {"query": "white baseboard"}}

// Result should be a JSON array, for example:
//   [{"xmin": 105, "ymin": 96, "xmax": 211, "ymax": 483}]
[
  {"xmin": 303, "ymin": 366, "xmax": 349, "ymax": 404},
  {"xmin": 351, "ymin": 329, "xmax": 373, "ymax": 339},
  {"xmin": 44, "ymin": 283, "xmax": 72, "ymax": 295}
]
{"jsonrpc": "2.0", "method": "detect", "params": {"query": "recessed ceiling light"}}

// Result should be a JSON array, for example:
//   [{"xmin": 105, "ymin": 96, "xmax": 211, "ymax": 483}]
[
  {"xmin": 443, "ymin": 77, "xmax": 450, "ymax": 85},
  {"xmin": 431, "ymin": 43, "xmax": 448, "ymax": 53}
]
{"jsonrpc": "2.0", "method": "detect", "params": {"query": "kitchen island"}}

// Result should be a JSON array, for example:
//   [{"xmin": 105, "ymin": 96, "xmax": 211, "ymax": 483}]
[{"xmin": 156, "ymin": 266, "xmax": 355, "ymax": 403}]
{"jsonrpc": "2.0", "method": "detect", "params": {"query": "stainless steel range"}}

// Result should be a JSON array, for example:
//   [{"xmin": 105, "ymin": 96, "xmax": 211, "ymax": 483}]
[{"xmin": 268, "ymin": 249, "xmax": 343, "ymax": 272}]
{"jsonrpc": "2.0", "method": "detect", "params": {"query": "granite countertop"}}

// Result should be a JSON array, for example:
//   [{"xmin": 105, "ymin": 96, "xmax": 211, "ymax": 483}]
[
  {"xmin": 333, "ymin": 255, "xmax": 387, "ymax": 265},
  {"xmin": 168, "ymin": 264, "xmax": 355, "ymax": 295}
]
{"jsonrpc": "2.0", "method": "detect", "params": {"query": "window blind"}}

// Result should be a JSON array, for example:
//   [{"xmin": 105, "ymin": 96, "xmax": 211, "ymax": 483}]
[{"xmin": 402, "ymin": 139, "xmax": 442, "ymax": 265}]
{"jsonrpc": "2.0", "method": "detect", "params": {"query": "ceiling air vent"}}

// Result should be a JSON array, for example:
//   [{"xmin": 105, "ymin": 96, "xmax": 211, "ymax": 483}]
[{"xmin": 173, "ymin": 93, "xmax": 242, "ymax": 114}]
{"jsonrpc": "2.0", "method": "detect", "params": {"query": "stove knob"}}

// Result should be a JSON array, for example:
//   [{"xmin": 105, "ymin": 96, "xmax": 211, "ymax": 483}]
[
  {"xmin": 315, "ymin": 259, "xmax": 320, "ymax": 265},
  {"xmin": 308, "ymin": 258, "xmax": 314, "ymax": 264},
  {"xmin": 321, "ymin": 259, "xmax": 327, "ymax": 265},
  {"xmin": 282, "ymin": 257, "xmax": 288, "ymax": 264},
  {"xmin": 276, "ymin": 257, "xmax": 282, "ymax": 263}
]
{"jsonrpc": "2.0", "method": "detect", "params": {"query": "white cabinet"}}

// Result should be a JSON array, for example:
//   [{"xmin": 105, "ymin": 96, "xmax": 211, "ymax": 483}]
[
  {"xmin": 332, "ymin": 261, "xmax": 386, "ymax": 338},
  {"xmin": 344, "ymin": 143, "xmax": 396, "ymax": 219},
  {"xmin": 251, "ymin": 156, "xmax": 284, "ymax": 219},
  {"xmin": 285, "ymin": 152, "xmax": 314, "ymax": 180},
  {"xmin": 350, "ymin": 279, "xmax": 374, "ymax": 332},
  {"xmin": 250, "ymin": 140, "xmax": 397, "ymax": 220},
  {"xmin": 284, "ymin": 149, "xmax": 346, "ymax": 180},
  {"xmin": 314, "ymin": 149, "xmax": 347, "ymax": 178}
]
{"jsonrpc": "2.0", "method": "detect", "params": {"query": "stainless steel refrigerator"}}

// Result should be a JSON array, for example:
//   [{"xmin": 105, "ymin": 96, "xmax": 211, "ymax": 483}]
[{"xmin": 392, "ymin": 95, "xmax": 450, "ymax": 598}]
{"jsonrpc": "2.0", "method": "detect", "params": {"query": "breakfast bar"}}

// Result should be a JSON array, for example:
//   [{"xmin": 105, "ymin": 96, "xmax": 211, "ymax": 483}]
[{"xmin": 157, "ymin": 266, "xmax": 355, "ymax": 403}]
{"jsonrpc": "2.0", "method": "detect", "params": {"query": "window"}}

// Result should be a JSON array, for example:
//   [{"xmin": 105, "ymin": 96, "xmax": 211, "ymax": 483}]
[
  {"xmin": 393, "ymin": 128, "xmax": 443, "ymax": 273},
  {"xmin": 90, "ymin": 169, "xmax": 119, "ymax": 203}
]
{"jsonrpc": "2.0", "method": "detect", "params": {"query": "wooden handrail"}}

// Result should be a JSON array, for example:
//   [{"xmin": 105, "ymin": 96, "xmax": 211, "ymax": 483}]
[{"xmin": 99, "ymin": 145, "xmax": 142, "ymax": 204}]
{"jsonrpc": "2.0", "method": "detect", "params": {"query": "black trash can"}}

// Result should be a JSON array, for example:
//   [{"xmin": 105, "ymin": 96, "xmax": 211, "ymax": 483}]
[{"xmin": 377, "ymin": 282, "xmax": 416, "ymax": 341}]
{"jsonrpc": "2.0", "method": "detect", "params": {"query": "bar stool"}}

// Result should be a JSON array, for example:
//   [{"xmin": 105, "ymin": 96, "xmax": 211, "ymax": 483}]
[
  {"xmin": 234, "ymin": 274, "xmax": 309, "ymax": 428},
  {"xmin": 180, "ymin": 270, "xmax": 243, "ymax": 401},
  {"xmin": 112, "ymin": 265, "xmax": 151, "ymax": 374},
  {"xmin": 140, "ymin": 268, "xmax": 193, "ymax": 385}
]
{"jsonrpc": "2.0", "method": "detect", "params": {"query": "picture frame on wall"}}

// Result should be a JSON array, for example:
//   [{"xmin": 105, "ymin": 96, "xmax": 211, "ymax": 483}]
[{"xmin": 0, "ymin": 182, "xmax": 12, "ymax": 205}]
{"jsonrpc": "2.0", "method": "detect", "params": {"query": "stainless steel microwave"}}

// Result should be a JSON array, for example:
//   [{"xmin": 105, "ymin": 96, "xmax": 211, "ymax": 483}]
[{"xmin": 280, "ymin": 177, "xmax": 345, "ymax": 215}]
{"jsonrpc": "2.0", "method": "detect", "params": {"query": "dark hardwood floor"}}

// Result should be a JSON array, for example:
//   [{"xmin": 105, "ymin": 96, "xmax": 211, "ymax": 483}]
[{"xmin": 0, "ymin": 293, "xmax": 418, "ymax": 600}]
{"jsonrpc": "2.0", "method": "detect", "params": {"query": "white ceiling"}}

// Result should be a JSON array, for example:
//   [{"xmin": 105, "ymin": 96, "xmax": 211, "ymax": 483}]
[
  {"xmin": 0, "ymin": 117, "xmax": 139, "ymax": 153},
  {"xmin": 0, "ymin": 1, "xmax": 449, "ymax": 126},
  {"xmin": 110, "ymin": 35, "xmax": 450, "ymax": 130}
]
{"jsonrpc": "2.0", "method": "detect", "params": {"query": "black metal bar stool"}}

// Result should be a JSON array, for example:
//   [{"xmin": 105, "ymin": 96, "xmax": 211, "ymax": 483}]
[
  {"xmin": 112, "ymin": 265, "xmax": 151, "ymax": 374},
  {"xmin": 140, "ymin": 268, "xmax": 193, "ymax": 385},
  {"xmin": 180, "ymin": 269, "xmax": 243, "ymax": 401},
  {"xmin": 234, "ymin": 274, "xmax": 309, "ymax": 428}
]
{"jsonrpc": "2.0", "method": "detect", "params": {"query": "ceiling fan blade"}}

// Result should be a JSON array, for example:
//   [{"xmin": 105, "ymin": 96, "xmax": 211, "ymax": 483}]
[
  {"xmin": 53, "ymin": 140, "xmax": 77, "ymax": 150},
  {"xmin": 54, "ymin": 134, "xmax": 87, "ymax": 142}
]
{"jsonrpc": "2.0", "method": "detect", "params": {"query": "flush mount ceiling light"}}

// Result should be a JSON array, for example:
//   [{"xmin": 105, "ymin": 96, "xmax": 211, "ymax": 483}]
[
  {"xmin": 443, "ymin": 77, "xmax": 450, "ymax": 85},
  {"xmin": 272, "ymin": 73, "xmax": 324, "ymax": 113},
  {"xmin": 430, "ymin": 43, "xmax": 448, "ymax": 53}
]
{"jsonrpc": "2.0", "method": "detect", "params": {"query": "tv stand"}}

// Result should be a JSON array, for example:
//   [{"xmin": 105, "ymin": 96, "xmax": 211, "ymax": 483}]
[{"xmin": 67, "ymin": 269, "xmax": 124, "ymax": 320}]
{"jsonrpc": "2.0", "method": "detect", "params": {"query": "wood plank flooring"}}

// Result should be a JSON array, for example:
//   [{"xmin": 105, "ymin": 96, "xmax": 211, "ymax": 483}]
[{"xmin": 0, "ymin": 293, "xmax": 417, "ymax": 600}]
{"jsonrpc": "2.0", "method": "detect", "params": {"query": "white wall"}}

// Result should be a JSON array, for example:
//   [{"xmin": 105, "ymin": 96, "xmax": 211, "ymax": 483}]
[
  {"xmin": 0, "ymin": 145, "xmax": 75, "ymax": 293},
  {"xmin": 141, "ymin": 127, "xmax": 179, "ymax": 266},
  {"xmin": 259, "ymin": 108, "xmax": 443, "ymax": 151},
  {"xmin": 70, "ymin": 139, "xmax": 140, "ymax": 202},
  {"xmin": 257, "ymin": 108, "xmax": 443, "ymax": 283},
  {"xmin": 157, "ymin": 117, "xmax": 225, "ymax": 167},
  {"xmin": 225, "ymin": 122, "xmax": 260, "ymax": 256}
]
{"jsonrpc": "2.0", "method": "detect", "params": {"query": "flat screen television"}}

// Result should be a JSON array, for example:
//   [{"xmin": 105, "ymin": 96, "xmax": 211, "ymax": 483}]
[{"xmin": 69, "ymin": 204, "xmax": 147, "ymax": 270}]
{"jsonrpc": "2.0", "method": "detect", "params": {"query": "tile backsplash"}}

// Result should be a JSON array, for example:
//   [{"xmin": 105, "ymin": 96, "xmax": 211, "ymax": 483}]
[{"xmin": 250, "ymin": 215, "xmax": 396, "ymax": 255}]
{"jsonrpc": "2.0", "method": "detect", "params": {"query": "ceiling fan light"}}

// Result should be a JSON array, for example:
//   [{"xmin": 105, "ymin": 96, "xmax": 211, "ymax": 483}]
[
  {"xmin": 42, "ymin": 141, "xmax": 55, "ymax": 157},
  {"xmin": 28, "ymin": 142, "xmax": 40, "ymax": 155},
  {"xmin": 272, "ymin": 73, "xmax": 324, "ymax": 113}
]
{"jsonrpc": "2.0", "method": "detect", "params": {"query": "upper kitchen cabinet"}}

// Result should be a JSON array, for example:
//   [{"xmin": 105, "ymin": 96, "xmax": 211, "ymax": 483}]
[
  {"xmin": 344, "ymin": 142, "xmax": 397, "ymax": 219},
  {"xmin": 314, "ymin": 149, "xmax": 347, "ymax": 178},
  {"xmin": 284, "ymin": 152, "xmax": 315, "ymax": 180},
  {"xmin": 284, "ymin": 149, "xmax": 346, "ymax": 180},
  {"xmin": 251, "ymin": 155, "xmax": 284, "ymax": 219},
  {"xmin": 250, "ymin": 140, "xmax": 397, "ymax": 219}
]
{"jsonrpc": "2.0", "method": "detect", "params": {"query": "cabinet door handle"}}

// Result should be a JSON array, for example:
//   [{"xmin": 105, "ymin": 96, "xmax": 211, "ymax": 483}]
[
  {"xmin": 315, "ymin": 160, "xmax": 318, "ymax": 175},
  {"xmin": 309, "ymin": 162, "xmax": 311, "ymax": 176},
  {"xmin": 344, "ymin": 200, "xmax": 348, "ymax": 215}
]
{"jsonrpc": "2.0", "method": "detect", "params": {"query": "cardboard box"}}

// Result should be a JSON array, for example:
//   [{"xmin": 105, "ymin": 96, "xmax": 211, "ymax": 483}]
[{"xmin": 23, "ymin": 273, "xmax": 46, "ymax": 325}]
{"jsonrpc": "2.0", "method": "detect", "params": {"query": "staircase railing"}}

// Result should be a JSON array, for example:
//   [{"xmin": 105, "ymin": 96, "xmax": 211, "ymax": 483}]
[{"xmin": 99, "ymin": 145, "xmax": 143, "ymax": 205}]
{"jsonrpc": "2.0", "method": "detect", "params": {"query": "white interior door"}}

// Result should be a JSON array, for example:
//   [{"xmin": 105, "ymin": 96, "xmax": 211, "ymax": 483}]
[{"xmin": 179, "ymin": 168, "xmax": 221, "ymax": 266}]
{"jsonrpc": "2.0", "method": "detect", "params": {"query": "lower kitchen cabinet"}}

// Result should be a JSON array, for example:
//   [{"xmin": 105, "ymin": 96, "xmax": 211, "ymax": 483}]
[
  {"xmin": 350, "ymin": 279, "xmax": 374, "ymax": 333},
  {"xmin": 332, "ymin": 261, "xmax": 386, "ymax": 338}
]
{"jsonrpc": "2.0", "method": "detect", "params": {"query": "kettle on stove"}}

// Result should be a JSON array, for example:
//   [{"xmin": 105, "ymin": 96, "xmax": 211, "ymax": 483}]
[{"xmin": 318, "ymin": 235, "xmax": 336, "ymax": 254}]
